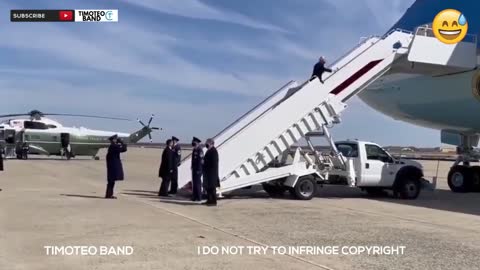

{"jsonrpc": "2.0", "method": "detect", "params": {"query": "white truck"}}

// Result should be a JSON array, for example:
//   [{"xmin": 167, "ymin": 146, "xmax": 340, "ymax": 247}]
[{"xmin": 259, "ymin": 136, "xmax": 434, "ymax": 200}]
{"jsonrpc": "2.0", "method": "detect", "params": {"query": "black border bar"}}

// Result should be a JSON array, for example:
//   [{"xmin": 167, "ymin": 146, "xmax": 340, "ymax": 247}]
[{"xmin": 11, "ymin": 10, "xmax": 75, "ymax": 22}]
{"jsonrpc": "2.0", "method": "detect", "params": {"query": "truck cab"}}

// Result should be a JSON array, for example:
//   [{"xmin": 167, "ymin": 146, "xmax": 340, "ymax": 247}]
[{"xmin": 334, "ymin": 140, "xmax": 427, "ymax": 199}]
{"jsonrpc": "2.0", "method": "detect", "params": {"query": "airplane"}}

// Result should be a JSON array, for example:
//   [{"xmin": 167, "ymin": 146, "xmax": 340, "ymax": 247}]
[
  {"xmin": 0, "ymin": 110, "xmax": 160, "ymax": 160},
  {"xmin": 357, "ymin": 0, "xmax": 480, "ymax": 192}
]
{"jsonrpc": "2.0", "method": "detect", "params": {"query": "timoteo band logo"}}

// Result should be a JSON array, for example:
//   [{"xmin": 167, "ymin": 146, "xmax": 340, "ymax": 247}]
[
  {"xmin": 75, "ymin": 10, "xmax": 118, "ymax": 22},
  {"xmin": 44, "ymin": 246, "xmax": 133, "ymax": 256}
]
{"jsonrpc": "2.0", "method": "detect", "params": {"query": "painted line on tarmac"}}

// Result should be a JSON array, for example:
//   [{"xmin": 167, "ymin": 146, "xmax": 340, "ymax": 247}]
[{"xmin": 120, "ymin": 194, "xmax": 336, "ymax": 270}]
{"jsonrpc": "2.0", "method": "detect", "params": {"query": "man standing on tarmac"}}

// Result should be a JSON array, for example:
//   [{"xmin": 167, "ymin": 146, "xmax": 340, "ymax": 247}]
[
  {"xmin": 191, "ymin": 137, "xmax": 204, "ymax": 202},
  {"xmin": 105, "ymin": 134, "xmax": 127, "ymax": 199},
  {"xmin": 203, "ymin": 138, "xmax": 220, "ymax": 206},
  {"xmin": 170, "ymin": 136, "xmax": 181, "ymax": 195},
  {"xmin": 0, "ymin": 145, "xmax": 4, "ymax": 192},
  {"xmin": 159, "ymin": 139, "xmax": 174, "ymax": 197}
]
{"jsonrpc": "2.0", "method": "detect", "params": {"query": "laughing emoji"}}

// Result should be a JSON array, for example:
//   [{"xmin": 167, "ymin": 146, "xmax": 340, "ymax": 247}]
[{"xmin": 433, "ymin": 9, "xmax": 468, "ymax": 44}]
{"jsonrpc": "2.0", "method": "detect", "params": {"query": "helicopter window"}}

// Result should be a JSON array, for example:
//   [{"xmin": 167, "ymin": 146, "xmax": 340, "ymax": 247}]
[{"xmin": 24, "ymin": 121, "xmax": 49, "ymax": 130}]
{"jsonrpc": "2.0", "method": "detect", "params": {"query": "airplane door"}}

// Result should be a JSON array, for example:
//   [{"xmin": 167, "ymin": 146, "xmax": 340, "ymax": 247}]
[
  {"xmin": 4, "ymin": 129, "xmax": 16, "ymax": 158},
  {"xmin": 60, "ymin": 133, "xmax": 73, "ymax": 159},
  {"xmin": 60, "ymin": 133, "xmax": 70, "ymax": 148},
  {"xmin": 5, "ymin": 129, "xmax": 15, "ymax": 144}
]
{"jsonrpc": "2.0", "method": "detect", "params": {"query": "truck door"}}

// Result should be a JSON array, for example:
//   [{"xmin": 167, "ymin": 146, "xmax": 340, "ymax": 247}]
[{"xmin": 359, "ymin": 144, "xmax": 396, "ymax": 186}]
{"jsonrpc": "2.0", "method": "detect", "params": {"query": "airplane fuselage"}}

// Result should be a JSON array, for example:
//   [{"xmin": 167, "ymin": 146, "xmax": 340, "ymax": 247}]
[
  {"xmin": 358, "ymin": 0, "xmax": 480, "ymax": 138},
  {"xmin": 360, "ymin": 69, "xmax": 480, "ymax": 134}
]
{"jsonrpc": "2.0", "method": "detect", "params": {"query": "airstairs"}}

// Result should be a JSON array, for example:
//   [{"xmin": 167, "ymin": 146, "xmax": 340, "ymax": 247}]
[{"xmin": 177, "ymin": 29, "xmax": 415, "ymax": 194}]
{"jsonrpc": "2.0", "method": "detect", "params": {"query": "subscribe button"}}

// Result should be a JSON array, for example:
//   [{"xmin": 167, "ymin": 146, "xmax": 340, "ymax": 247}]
[{"xmin": 11, "ymin": 10, "xmax": 75, "ymax": 22}]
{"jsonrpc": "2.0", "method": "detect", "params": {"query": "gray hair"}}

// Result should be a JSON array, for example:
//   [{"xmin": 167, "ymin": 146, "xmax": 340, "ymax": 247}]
[{"xmin": 206, "ymin": 138, "xmax": 215, "ymax": 145}]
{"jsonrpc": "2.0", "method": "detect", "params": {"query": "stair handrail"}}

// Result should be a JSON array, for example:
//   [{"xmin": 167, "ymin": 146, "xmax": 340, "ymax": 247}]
[
  {"xmin": 218, "ymin": 29, "xmax": 411, "ymax": 155},
  {"xmin": 212, "ymin": 80, "xmax": 295, "ymax": 142},
  {"xmin": 306, "ymin": 28, "xmax": 413, "ymax": 88},
  {"xmin": 179, "ymin": 80, "xmax": 297, "ymax": 163},
  {"xmin": 328, "ymin": 35, "xmax": 380, "ymax": 67}
]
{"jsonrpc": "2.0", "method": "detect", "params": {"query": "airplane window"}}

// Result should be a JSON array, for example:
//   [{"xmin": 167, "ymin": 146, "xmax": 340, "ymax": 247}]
[
  {"xmin": 24, "ymin": 121, "xmax": 48, "ymax": 130},
  {"xmin": 335, "ymin": 143, "xmax": 359, "ymax": 158},
  {"xmin": 47, "ymin": 125, "xmax": 57, "ymax": 128}
]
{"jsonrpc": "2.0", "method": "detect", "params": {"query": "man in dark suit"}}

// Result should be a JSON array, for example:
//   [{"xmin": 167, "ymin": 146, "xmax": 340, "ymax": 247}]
[
  {"xmin": 0, "ymin": 146, "xmax": 3, "ymax": 172},
  {"xmin": 203, "ymin": 138, "xmax": 220, "ymax": 206},
  {"xmin": 191, "ymin": 137, "xmax": 204, "ymax": 202},
  {"xmin": 311, "ymin": 56, "xmax": 332, "ymax": 84},
  {"xmin": 170, "ymin": 136, "xmax": 181, "ymax": 195},
  {"xmin": 158, "ymin": 139, "xmax": 174, "ymax": 197},
  {"xmin": 105, "ymin": 134, "xmax": 127, "ymax": 199},
  {"xmin": 0, "ymin": 145, "xmax": 3, "ymax": 192}
]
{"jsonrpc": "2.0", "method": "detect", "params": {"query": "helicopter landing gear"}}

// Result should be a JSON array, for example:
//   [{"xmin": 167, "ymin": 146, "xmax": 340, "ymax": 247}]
[
  {"xmin": 62, "ymin": 145, "xmax": 74, "ymax": 160},
  {"xmin": 15, "ymin": 143, "xmax": 29, "ymax": 160}
]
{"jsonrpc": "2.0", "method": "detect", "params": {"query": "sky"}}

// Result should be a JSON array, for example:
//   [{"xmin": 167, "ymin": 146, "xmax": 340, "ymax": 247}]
[{"xmin": 0, "ymin": 0, "xmax": 442, "ymax": 146}]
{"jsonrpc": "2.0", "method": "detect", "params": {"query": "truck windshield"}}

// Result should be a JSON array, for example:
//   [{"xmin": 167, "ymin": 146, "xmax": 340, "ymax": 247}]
[{"xmin": 335, "ymin": 143, "xmax": 358, "ymax": 157}]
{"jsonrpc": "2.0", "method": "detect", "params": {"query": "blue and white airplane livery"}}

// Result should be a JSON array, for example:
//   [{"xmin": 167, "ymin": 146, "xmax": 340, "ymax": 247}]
[{"xmin": 358, "ymin": 0, "xmax": 480, "ymax": 192}]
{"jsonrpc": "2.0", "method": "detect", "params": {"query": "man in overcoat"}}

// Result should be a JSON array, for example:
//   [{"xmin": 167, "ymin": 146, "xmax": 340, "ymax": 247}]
[
  {"xmin": 203, "ymin": 138, "xmax": 220, "ymax": 206},
  {"xmin": 105, "ymin": 134, "xmax": 127, "ymax": 199}
]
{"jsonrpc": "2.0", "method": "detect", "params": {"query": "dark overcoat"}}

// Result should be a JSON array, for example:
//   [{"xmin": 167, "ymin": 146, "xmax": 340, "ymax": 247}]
[
  {"xmin": 159, "ymin": 147, "xmax": 174, "ymax": 178},
  {"xmin": 173, "ymin": 144, "xmax": 182, "ymax": 167},
  {"xmin": 0, "ymin": 150, "xmax": 3, "ymax": 171},
  {"xmin": 311, "ymin": 62, "xmax": 332, "ymax": 83},
  {"xmin": 203, "ymin": 147, "xmax": 220, "ymax": 189},
  {"xmin": 191, "ymin": 146, "xmax": 204, "ymax": 175},
  {"xmin": 106, "ymin": 142, "xmax": 127, "ymax": 182}
]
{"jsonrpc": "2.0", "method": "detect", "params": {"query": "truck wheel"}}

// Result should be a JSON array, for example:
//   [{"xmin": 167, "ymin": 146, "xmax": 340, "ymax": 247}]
[
  {"xmin": 447, "ymin": 165, "xmax": 472, "ymax": 193},
  {"xmin": 470, "ymin": 166, "xmax": 480, "ymax": 192},
  {"xmin": 293, "ymin": 176, "xmax": 316, "ymax": 200},
  {"xmin": 396, "ymin": 177, "xmax": 420, "ymax": 200},
  {"xmin": 262, "ymin": 183, "xmax": 287, "ymax": 197}
]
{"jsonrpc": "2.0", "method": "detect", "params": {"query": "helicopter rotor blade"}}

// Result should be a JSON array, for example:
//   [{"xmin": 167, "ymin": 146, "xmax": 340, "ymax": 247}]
[
  {"xmin": 0, "ymin": 112, "xmax": 132, "ymax": 121},
  {"xmin": 151, "ymin": 127, "xmax": 161, "ymax": 130},
  {"xmin": 0, "ymin": 113, "xmax": 34, "ymax": 118},
  {"xmin": 45, "ymin": 113, "xmax": 132, "ymax": 121},
  {"xmin": 138, "ymin": 120, "xmax": 147, "ymax": 127},
  {"xmin": 148, "ymin": 114, "xmax": 154, "ymax": 126}
]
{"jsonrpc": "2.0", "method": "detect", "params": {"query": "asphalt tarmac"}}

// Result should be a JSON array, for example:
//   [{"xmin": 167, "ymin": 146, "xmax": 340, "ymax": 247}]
[{"xmin": 1, "ymin": 148, "xmax": 479, "ymax": 270}]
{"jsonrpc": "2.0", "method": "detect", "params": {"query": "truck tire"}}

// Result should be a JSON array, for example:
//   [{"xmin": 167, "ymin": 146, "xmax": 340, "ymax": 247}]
[
  {"xmin": 262, "ymin": 183, "xmax": 287, "ymax": 197},
  {"xmin": 470, "ymin": 166, "xmax": 480, "ymax": 192},
  {"xmin": 396, "ymin": 177, "xmax": 421, "ymax": 200},
  {"xmin": 293, "ymin": 176, "xmax": 316, "ymax": 200},
  {"xmin": 447, "ymin": 165, "xmax": 472, "ymax": 193}
]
